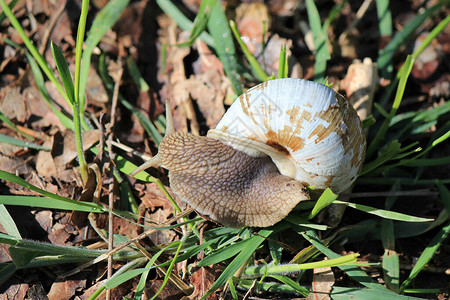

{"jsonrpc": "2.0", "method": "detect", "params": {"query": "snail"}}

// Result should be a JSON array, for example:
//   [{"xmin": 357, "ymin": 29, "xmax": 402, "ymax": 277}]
[{"xmin": 130, "ymin": 78, "xmax": 366, "ymax": 228}]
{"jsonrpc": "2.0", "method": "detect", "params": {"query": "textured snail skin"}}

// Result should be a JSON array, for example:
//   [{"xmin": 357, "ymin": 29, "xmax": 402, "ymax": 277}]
[{"xmin": 157, "ymin": 132, "xmax": 310, "ymax": 228}]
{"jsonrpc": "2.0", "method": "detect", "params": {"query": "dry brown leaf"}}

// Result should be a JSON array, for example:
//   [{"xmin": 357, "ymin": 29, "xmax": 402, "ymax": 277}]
[
  {"xmin": 24, "ymin": 85, "xmax": 64, "ymax": 130},
  {"xmin": 47, "ymin": 279, "xmax": 86, "ymax": 300},
  {"xmin": 48, "ymin": 222, "xmax": 71, "ymax": 245},
  {"xmin": 139, "ymin": 182, "xmax": 175, "ymax": 211},
  {"xmin": 308, "ymin": 266, "xmax": 335, "ymax": 300},
  {"xmin": 34, "ymin": 210, "xmax": 53, "ymax": 232},
  {"xmin": 0, "ymin": 154, "xmax": 32, "ymax": 176},
  {"xmin": 0, "ymin": 243, "xmax": 12, "ymax": 263},
  {"xmin": 193, "ymin": 40, "xmax": 225, "ymax": 76},
  {"xmin": 0, "ymin": 282, "xmax": 29, "ymax": 300},
  {"xmin": 147, "ymin": 278, "xmax": 186, "ymax": 299},
  {"xmin": 188, "ymin": 266, "xmax": 217, "ymax": 300},
  {"xmin": 36, "ymin": 135, "xmax": 57, "ymax": 178},
  {"xmin": 0, "ymin": 86, "xmax": 27, "ymax": 122},
  {"xmin": 143, "ymin": 206, "xmax": 177, "ymax": 246}
]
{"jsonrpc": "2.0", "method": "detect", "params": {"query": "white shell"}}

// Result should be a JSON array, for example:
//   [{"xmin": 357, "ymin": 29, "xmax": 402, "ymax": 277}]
[{"xmin": 207, "ymin": 78, "xmax": 366, "ymax": 194}]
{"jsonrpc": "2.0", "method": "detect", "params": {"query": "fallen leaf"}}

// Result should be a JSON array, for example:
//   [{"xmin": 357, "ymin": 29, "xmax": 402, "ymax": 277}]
[
  {"xmin": 36, "ymin": 135, "xmax": 57, "ymax": 178},
  {"xmin": 308, "ymin": 266, "xmax": 335, "ymax": 300},
  {"xmin": 0, "ymin": 282, "xmax": 29, "ymax": 300},
  {"xmin": 47, "ymin": 279, "xmax": 86, "ymax": 300},
  {"xmin": 0, "ymin": 154, "xmax": 32, "ymax": 175},
  {"xmin": 0, "ymin": 86, "xmax": 27, "ymax": 122},
  {"xmin": 188, "ymin": 266, "xmax": 217, "ymax": 300}
]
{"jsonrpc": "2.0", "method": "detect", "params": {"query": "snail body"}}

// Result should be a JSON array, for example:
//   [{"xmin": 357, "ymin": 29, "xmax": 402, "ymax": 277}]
[{"xmin": 131, "ymin": 79, "xmax": 366, "ymax": 228}]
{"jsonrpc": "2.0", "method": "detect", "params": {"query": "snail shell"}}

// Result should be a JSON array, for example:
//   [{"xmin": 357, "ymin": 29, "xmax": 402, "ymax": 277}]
[
  {"xmin": 208, "ymin": 78, "xmax": 366, "ymax": 194},
  {"xmin": 131, "ymin": 78, "xmax": 366, "ymax": 228}
]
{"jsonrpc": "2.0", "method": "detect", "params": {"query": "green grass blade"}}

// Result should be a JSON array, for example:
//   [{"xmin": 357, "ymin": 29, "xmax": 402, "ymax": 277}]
[
  {"xmin": 377, "ymin": 1, "xmax": 444, "ymax": 72},
  {"xmin": 106, "ymin": 268, "xmax": 151, "ymax": 290},
  {"xmin": 51, "ymin": 42, "xmax": 75, "ymax": 105},
  {"xmin": 380, "ymin": 127, "xmax": 450, "ymax": 173},
  {"xmin": 73, "ymin": 0, "xmax": 89, "ymax": 110},
  {"xmin": 331, "ymin": 286, "xmax": 423, "ymax": 300},
  {"xmin": 268, "ymin": 235, "xmax": 282, "ymax": 265},
  {"xmin": 270, "ymin": 275, "xmax": 309, "ymax": 297},
  {"xmin": 207, "ymin": 2, "xmax": 242, "ymax": 95},
  {"xmin": 382, "ymin": 247, "xmax": 399, "ymax": 292},
  {"xmin": 177, "ymin": 0, "xmax": 217, "ymax": 47},
  {"xmin": 151, "ymin": 235, "xmax": 186, "ymax": 300},
  {"xmin": 400, "ymin": 222, "xmax": 450, "ymax": 291},
  {"xmin": 403, "ymin": 288, "xmax": 446, "ymax": 294},
  {"xmin": 0, "ymin": 170, "xmax": 104, "ymax": 212},
  {"xmin": 156, "ymin": 0, "xmax": 214, "ymax": 47},
  {"xmin": 133, "ymin": 261, "xmax": 152, "ymax": 300},
  {"xmin": 278, "ymin": 45, "xmax": 287, "ymax": 79},
  {"xmin": 154, "ymin": 238, "xmax": 221, "ymax": 268},
  {"xmin": 431, "ymin": 129, "xmax": 450, "ymax": 147},
  {"xmin": 106, "ymin": 245, "xmax": 169, "ymax": 290},
  {"xmin": 0, "ymin": 233, "xmax": 103, "ymax": 258},
  {"xmin": 375, "ymin": 0, "xmax": 393, "ymax": 77},
  {"xmin": 367, "ymin": 55, "xmax": 415, "ymax": 158},
  {"xmin": 323, "ymin": 1, "xmax": 346, "ymax": 31},
  {"xmin": 126, "ymin": 56, "xmax": 150, "ymax": 92},
  {"xmin": 201, "ymin": 229, "xmax": 273, "ymax": 299},
  {"xmin": 88, "ymin": 259, "xmax": 146, "ymax": 300},
  {"xmin": 411, "ymin": 14, "xmax": 450, "ymax": 61},
  {"xmin": 308, "ymin": 188, "xmax": 338, "ymax": 219},
  {"xmin": 236, "ymin": 278, "xmax": 306, "ymax": 295},
  {"xmin": 0, "ymin": 195, "xmax": 104, "ymax": 213},
  {"xmin": 361, "ymin": 140, "xmax": 402, "ymax": 175},
  {"xmin": 197, "ymin": 238, "xmax": 251, "ymax": 267},
  {"xmin": 0, "ymin": 134, "xmax": 50, "ymax": 151},
  {"xmin": 334, "ymin": 200, "xmax": 433, "ymax": 222},
  {"xmin": 118, "ymin": 97, "xmax": 164, "ymax": 145},
  {"xmin": 377, "ymin": 14, "xmax": 450, "ymax": 108},
  {"xmin": 404, "ymin": 156, "xmax": 450, "ymax": 167},
  {"xmin": 284, "ymin": 216, "xmax": 328, "ymax": 230},
  {"xmin": 229, "ymin": 20, "xmax": 269, "ymax": 82},
  {"xmin": 0, "ymin": 205, "xmax": 21, "ymax": 238},
  {"xmin": 305, "ymin": 0, "xmax": 330, "ymax": 81},
  {"xmin": 243, "ymin": 254, "xmax": 359, "ymax": 277},
  {"xmin": 302, "ymin": 231, "xmax": 392, "ymax": 292}
]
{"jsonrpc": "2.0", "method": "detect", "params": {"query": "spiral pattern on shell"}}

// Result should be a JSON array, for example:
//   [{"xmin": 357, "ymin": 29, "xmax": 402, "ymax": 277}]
[{"xmin": 208, "ymin": 78, "xmax": 366, "ymax": 194}]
